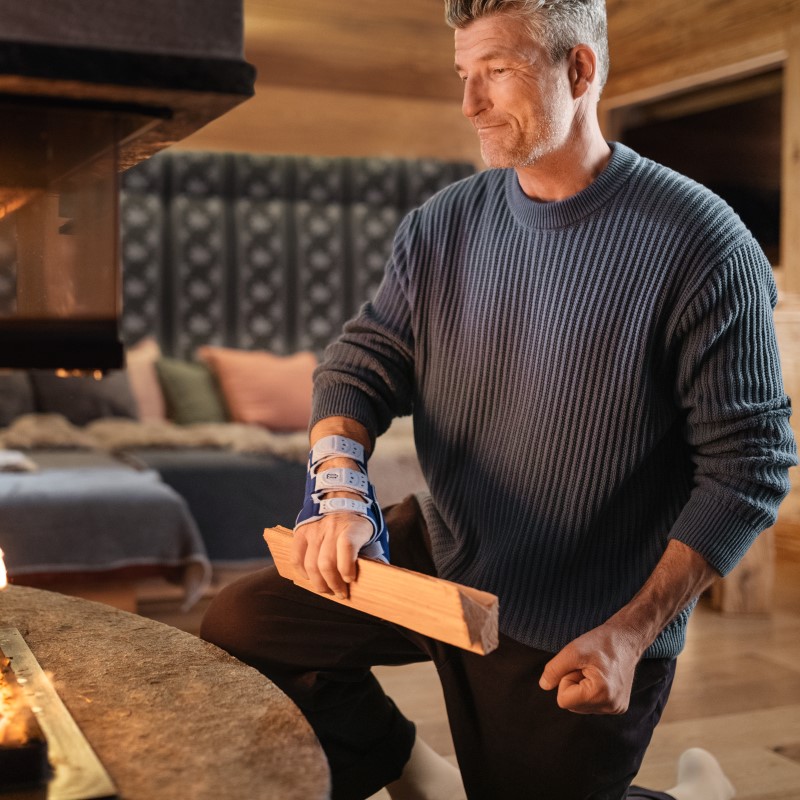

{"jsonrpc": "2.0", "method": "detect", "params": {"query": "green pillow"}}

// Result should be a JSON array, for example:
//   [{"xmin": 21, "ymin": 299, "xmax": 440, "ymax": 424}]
[{"xmin": 155, "ymin": 357, "xmax": 227, "ymax": 425}]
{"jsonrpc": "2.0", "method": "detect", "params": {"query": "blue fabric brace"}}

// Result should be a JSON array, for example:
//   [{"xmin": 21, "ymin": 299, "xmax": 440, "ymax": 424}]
[{"xmin": 295, "ymin": 438, "xmax": 389, "ymax": 562}]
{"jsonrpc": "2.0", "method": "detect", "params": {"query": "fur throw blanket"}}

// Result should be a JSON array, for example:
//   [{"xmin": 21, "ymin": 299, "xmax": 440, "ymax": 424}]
[{"xmin": 0, "ymin": 414, "xmax": 310, "ymax": 462}]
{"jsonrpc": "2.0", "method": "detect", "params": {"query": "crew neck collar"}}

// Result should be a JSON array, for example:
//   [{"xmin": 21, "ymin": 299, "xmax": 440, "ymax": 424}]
[{"xmin": 504, "ymin": 142, "xmax": 639, "ymax": 231}]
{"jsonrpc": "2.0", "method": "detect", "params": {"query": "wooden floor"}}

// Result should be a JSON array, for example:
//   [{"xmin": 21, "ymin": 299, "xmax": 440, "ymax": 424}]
[{"xmin": 136, "ymin": 559, "xmax": 800, "ymax": 799}]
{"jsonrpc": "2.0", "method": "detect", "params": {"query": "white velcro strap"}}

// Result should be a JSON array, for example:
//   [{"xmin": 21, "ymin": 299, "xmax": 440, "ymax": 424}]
[
  {"xmin": 319, "ymin": 497, "xmax": 371, "ymax": 515},
  {"xmin": 310, "ymin": 435, "xmax": 365, "ymax": 471},
  {"xmin": 315, "ymin": 467, "xmax": 370, "ymax": 495}
]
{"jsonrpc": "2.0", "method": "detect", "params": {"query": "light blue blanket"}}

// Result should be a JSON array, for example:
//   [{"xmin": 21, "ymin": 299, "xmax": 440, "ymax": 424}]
[{"xmin": 0, "ymin": 451, "xmax": 211, "ymax": 608}]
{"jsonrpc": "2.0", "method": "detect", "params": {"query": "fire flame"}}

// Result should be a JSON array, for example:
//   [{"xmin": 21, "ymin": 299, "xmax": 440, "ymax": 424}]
[
  {"xmin": 0, "ymin": 548, "xmax": 6, "ymax": 590},
  {"xmin": 0, "ymin": 659, "xmax": 30, "ymax": 746}
]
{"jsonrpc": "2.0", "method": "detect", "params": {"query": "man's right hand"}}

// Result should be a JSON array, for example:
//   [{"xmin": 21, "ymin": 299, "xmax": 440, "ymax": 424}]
[
  {"xmin": 292, "ymin": 417, "xmax": 374, "ymax": 598},
  {"xmin": 291, "ymin": 507, "xmax": 373, "ymax": 598}
]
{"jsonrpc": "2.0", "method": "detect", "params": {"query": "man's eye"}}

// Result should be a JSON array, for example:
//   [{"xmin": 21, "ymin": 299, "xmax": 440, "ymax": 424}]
[{"xmin": 492, "ymin": 67, "xmax": 508, "ymax": 75}]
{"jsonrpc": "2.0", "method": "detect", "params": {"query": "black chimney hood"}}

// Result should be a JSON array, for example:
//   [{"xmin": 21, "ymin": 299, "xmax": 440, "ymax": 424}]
[{"xmin": 0, "ymin": 0, "xmax": 255, "ymax": 370}]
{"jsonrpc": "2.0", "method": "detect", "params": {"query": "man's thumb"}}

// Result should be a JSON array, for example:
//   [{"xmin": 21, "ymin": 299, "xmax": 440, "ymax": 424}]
[{"xmin": 539, "ymin": 648, "xmax": 574, "ymax": 691}]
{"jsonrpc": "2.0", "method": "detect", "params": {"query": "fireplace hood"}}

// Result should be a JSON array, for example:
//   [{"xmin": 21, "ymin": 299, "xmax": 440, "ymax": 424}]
[{"xmin": 0, "ymin": 0, "xmax": 255, "ymax": 370}]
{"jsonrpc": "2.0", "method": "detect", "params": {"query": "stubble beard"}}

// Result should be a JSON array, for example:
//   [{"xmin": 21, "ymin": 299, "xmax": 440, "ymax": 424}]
[
  {"xmin": 478, "ymin": 106, "xmax": 569, "ymax": 170},
  {"xmin": 480, "ymin": 135, "xmax": 551, "ymax": 169}
]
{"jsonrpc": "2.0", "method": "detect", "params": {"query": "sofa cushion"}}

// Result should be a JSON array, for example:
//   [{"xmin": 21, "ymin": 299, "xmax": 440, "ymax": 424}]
[
  {"xmin": 30, "ymin": 370, "xmax": 139, "ymax": 426},
  {"xmin": 198, "ymin": 346, "xmax": 316, "ymax": 432},
  {"xmin": 155, "ymin": 357, "xmax": 227, "ymax": 425},
  {"xmin": 126, "ymin": 337, "xmax": 167, "ymax": 421},
  {"xmin": 0, "ymin": 371, "xmax": 36, "ymax": 427}
]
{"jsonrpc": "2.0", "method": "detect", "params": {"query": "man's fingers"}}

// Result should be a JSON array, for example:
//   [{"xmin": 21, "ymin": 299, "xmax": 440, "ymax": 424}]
[
  {"xmin": 556, "ymin": 671, "xmax": 594, "ymax": 712},
  {"xmin": 556, "ymin": 669, "xmax": 629, "ymax": 715},
  {"xmin": 540, "ymin": 649, "xmax": 621, "ymax": 713},
  {"xmin": 317, "ymin": 531, "xmax": 349, "ymax": 598},
  {"xmin": 290, "ymin": 529, "xmax": 310, "ymax": 580},
  {"xmin": 337, "ymin": 532, "xmax": 360, "ymax": 585},
  {"xmin": 558, "ymin": 670, "xmax": 585, "ymax": 691},
  {"xmin": 291, "ymin": 514, "xmax": 372, "ymax": 596},
  {"xmin": 303, "ymin": 535, "xmax": 332, "ymax": 594},
  {"xmin": 539, "ymin": 647, "xmax": 578, "ymax": 691},
  {"xmin": 540, "ymin": 626, "xmax": 636, "ymax": 715},
  {"xmin": 543, "ymin": 664, "xmax": 596, "ymax": 713}
]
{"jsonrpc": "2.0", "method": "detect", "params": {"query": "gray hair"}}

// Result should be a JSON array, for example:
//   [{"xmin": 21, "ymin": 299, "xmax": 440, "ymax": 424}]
[{"xmin": 444, "ymin": 0, "xmax": 609, "ymax": 90}]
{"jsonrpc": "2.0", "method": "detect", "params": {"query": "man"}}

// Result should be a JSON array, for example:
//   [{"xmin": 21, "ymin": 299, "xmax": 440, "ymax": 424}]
[{"xmin": 201, "ymin": 1, "xmax": 796, "ymax": 798}]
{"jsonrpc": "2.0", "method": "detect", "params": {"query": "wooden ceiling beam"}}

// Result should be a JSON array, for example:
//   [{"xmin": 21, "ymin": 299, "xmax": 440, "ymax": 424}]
[
  {"xmin": 243, "ymin": 0, "xmax": 459, "ymax": 100},
  {"xmin": 605, "ymin": 0, "xmax": 794, "ymax": 100}
]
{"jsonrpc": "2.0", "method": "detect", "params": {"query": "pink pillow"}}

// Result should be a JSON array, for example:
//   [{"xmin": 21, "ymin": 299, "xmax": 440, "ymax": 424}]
[
  {"xmin": 198, "ymin": 346, "xmax": 316, "ymax": 431},
  {"xmin": 126, "ymin": 337, "xmax": 167, "ymax": 421}
]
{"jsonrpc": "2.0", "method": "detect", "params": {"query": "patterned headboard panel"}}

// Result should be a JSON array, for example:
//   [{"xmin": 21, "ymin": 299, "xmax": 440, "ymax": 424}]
[{"xmin": 120, "ymin": 152, "xmax": 474, "ymax": 358}]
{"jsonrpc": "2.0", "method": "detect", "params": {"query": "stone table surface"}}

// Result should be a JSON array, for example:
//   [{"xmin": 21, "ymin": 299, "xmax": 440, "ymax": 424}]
[{"xmin": 0, "ymin": 585, "xmax": 330, "ymax": 800}]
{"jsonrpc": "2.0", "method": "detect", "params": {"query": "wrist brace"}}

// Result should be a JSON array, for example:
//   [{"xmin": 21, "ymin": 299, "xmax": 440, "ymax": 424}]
[{"xmin": 295, "ymin": 435, "xmax": 389, "ymax": 562}]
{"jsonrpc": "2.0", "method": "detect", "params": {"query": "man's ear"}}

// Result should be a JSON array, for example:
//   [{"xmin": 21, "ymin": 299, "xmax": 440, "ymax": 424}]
[{"xmin": 568, "ymin": 44, "xmax": 597, "ymax": 99}]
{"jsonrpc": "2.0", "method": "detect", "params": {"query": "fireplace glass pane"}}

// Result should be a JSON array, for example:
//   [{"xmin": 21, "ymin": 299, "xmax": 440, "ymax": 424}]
[{"xmin": 0, "ymin": 101, "xmax": 124, "ymax": 369}]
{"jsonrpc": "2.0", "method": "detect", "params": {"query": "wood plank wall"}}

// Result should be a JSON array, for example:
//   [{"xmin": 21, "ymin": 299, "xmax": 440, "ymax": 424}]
[
  {"xmin": 777, "ymin": 16, "xmax": 800, "ymax": 561},
  {"xmin": 177, "ymin": 0, "xmax": 481, "ymax": 165},
  {"xmin": 603, "ymin": 0, "xmax": 793, "ymax": 104}
]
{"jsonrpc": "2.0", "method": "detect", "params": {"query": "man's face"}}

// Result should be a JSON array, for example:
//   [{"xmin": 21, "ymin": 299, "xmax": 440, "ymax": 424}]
[{"xmin": 454, "ymin": 14, "xmax": 575, "ymax": 169}]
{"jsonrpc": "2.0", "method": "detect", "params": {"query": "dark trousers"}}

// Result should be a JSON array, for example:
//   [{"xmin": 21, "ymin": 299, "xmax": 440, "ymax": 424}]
[{"xmin": 201, "ymin": 495, "xmax": 677, "ymax": 800}]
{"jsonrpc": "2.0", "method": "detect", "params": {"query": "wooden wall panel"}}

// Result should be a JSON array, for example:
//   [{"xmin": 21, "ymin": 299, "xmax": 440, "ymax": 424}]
[
  {"xmin": 773, "ymin": 299, "xmax": 800, "ymax": 561},
  {"xmin": 604, "ymin": 0, "xmax": 796, "ymax": 103},
  {"xmin": 177, "ymin": 0, "xmax": 478, "ymax": 163},
  {"xmin": 243, "ymin": 0, "xmax": 459, "ymax": 101},
  {"xmin": 782, "ymin": 19, "xmax": 800, "ymax": 293},
  {"xmin": 178, "ymin": 83, "xmax": 481, "ymax": 165}
]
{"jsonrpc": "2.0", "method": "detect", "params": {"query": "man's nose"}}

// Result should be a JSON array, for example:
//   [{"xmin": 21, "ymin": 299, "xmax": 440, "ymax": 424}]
[{"xmin": 462, "ymin": 76, "xmax": 490, "ymax": 118}]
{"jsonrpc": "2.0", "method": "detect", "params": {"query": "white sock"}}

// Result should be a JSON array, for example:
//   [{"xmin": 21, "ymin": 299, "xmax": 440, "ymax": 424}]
[
  {"xmin": 385, "ymin": 737, "xmax": 466, "ymax": 800},
  {"xmin": 667, "ymin": 748, "xmax": 735, "ymax": 800}
]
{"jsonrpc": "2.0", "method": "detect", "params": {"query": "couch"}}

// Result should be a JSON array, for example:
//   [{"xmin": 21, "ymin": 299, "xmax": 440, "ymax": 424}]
[{"xmin": 0, "ymin": 151, "xmax": 472, "ymax": 598}]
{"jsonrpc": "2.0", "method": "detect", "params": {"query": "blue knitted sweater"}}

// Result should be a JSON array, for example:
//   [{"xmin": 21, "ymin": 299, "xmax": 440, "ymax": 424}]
[{"xmin": 312, "ymin": 143, "xmax": 796, "ymax": 658}]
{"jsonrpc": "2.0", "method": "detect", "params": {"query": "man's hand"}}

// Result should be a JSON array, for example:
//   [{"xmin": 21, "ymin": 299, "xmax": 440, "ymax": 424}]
[
  {"xmin": 293, "ymin": 416, "xmax": 374, "ymax": 599},
  {"xmin": 539, "ymin": 539, "xmax": 720, "ymax": 714},
  {"xmin": 538, "ymin": 621, "xmax": 644, "ymax": 714},
  {"xmin": 291, "ymin": 509, "xmax": 373, "ymax": 598}
]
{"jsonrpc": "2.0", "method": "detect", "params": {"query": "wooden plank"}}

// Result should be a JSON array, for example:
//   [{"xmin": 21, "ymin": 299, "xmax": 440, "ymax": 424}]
[{"xmin": 263, "ymin": 525, "xmax": 499, "ymax": 655}]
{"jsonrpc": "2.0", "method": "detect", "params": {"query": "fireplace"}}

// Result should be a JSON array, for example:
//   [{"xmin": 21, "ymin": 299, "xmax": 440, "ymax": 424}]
[
  {"xmin": 0, "ymin": 0, "xmax": 255, "ymax": 370},
  {"xmin": 0, "ymin": 627, "xmax": 115, "ymax": 797},
  {"xmin": 0, "ymin": 545, "xmax": 118, "ymax": 796},
  {"xmin": 0, "ymin": 638, "xmax": 50, "ymax": 793}
]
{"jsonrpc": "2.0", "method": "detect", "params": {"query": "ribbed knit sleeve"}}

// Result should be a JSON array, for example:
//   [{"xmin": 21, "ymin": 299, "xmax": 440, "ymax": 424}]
[
  {"xmin": 312, "ymin": 212, "xmax": 418, "ymax": 445},
  {"xmin": 666, "ymin": 240, "xmax": 795, "ymax": 575}
]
